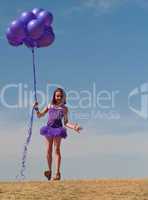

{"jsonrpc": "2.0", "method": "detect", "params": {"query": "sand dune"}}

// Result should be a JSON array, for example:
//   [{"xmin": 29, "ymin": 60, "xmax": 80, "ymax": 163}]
[{"xmin": 0, "ymin": 179, "xmax": 148, "ymax": 200}]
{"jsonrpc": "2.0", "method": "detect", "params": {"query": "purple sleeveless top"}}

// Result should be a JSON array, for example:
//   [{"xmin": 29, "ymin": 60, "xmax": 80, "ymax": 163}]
[{"xmin": 47, "ymin": 104, "xmax": 65, "ymax": 127}]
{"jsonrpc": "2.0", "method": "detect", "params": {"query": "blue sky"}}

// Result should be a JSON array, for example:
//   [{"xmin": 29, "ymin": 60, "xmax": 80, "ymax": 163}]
[{"xmin": 1, "ymin": 0, "xmax": 148, "ymax": 180}]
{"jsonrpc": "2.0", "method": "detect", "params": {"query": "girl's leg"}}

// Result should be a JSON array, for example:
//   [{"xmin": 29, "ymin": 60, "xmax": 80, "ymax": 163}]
[
  {"xmin": 45, "ymin": 136, "xmax": 53, "ymax": 171},
  {"xmin": 53, "ymin": 136, "xmax": 62, "ymax": 174}
]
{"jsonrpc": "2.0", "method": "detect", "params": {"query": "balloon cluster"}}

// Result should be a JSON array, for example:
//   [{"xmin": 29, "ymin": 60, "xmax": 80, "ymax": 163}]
[{"xmin": 6, "ymin": 8, "xmax": 55, "ymax": 48}]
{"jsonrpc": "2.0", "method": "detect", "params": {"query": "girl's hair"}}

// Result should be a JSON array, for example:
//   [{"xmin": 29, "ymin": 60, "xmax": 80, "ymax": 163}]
[{"xmin": 51, "ymin": 88, "xmax": 66, "ymax": 105}]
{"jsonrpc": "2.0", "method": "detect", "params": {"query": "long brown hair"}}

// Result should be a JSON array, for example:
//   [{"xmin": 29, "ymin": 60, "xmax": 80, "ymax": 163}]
[{"xmin": 51, "ymin": 88, "xmax": 66, "ymax": 105}]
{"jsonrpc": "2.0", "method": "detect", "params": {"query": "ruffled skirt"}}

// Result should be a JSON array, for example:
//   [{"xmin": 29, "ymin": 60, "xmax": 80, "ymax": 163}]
[{"xmin": 40, "ymin": 125, "xmax": 67, "ymax": 139}]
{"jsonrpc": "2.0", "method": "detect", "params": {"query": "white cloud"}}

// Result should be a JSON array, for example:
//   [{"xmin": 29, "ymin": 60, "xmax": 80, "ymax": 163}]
[
  {"xmin": 63, "ymin": 0, "xmax": 120, "ymax": 16},
  {"xmin": 79, "ymin": 0, "xmax": 148, "ymax": 13},
  {"xmin": 83, "ymin": 0, "xmax": 120, "ymax": 8},
  {"xmin": 80, "ymin": 0, "xmax": 127, "ymax": 12}
]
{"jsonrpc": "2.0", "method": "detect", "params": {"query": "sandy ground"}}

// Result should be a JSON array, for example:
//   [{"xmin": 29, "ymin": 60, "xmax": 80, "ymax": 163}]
[{"xmin": 0, "ymin": 179, "xmax": 148, "ymax": 200}]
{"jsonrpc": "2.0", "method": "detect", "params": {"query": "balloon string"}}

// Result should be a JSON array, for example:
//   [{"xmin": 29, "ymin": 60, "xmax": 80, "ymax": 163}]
[
  {"xmin": 32, "ymin": 48, "xmax": 37, "ymax": 102},
  {"xmin": 16, "ymin": 108, "xmax": 34, "ymax": 180},
  {"xmin": 16, "ymin": 48, "xmax": 37, "ymax": 180}
]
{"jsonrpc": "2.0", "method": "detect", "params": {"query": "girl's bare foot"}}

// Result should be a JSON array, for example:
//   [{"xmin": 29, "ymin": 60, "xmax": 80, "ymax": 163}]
[
  {"xmin": 52, "ymin": 172, "xmax": 61, "ymax": 181},
  {"xmin": 44, "ymin": 170, "xmax": 52, "ymax": 180}
]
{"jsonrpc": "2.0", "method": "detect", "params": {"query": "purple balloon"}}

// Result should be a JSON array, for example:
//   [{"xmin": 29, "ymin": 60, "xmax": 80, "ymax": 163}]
[
  {"xmin": 37, "ymin": 11, "xmax": 53, "ymax": 27},
  {"xmin": 6, "ymin": 27, "xmax": 16, "ymax": 40},
  {"xmin": 8, "ymin": 39, "xmax": 23, "ymax": 47},
  {"xmin": 23, "ymin": 37, "xmax": 37, "ymax": 48},
  {"xmin": 32, "ymin": 8, "xmax": 44, "ymax": 16},
  {"xmin": 6, "ymin": 27, "xmax": 23, "ymax": 43},
  {"xmin": 27, "ymin": 19, "xmax": 44, "ymax": 39},
  {"xmin": 20, "ymin": 11, "xmax": 36, "ymax": 25},
  {"xmin": 9, "ymin": 20, "xmax": 26, "ymax": 40},
  {"xmin": 37, "ymin": 27, "xmax": 55, "ymax": 48}
]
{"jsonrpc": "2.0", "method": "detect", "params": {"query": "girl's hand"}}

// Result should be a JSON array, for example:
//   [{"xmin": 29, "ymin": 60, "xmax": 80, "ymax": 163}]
[
  {"xmin": 74, "ymin": 123, "xmax": 83, "ymax": 133},
  {"xmin": 33, "ymin": 101, "xmax": 38, "ymax": 108},
  {"xmin": 33, "ymin": 101, "xmax": 39, "ymax": 112}
]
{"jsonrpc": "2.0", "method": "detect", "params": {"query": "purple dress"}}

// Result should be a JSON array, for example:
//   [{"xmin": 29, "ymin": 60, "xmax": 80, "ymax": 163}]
[{"xmin": 40, "ymin": 104, "xmax": 67, "ymax": 138}]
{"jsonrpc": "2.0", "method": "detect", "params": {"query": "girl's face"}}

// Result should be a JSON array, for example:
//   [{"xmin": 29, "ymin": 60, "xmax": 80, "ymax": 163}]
[{"xmin": 55, "ymin": 91, "xmax": 62, "ymax": 104}]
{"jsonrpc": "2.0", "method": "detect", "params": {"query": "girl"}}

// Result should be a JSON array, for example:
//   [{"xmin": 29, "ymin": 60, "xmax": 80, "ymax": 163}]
[{"xmin": 33, "ymin": 87, "xmax": 82, "ymax": 181}]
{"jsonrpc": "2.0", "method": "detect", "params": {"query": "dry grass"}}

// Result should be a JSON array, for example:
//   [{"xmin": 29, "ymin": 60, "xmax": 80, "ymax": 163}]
[{"xmin": 0, "ymin": 179, "xmax": 148, "ymax": 200}]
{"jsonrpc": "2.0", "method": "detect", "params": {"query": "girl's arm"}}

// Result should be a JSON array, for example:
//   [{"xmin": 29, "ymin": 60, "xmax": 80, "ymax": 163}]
[
  {"xmin": 33, "ymin": 102, "xmax": 49, "ymax": 118},
  {"xmin": 63, "ymin": 106, "xmax": 82, "ymax": 133}
]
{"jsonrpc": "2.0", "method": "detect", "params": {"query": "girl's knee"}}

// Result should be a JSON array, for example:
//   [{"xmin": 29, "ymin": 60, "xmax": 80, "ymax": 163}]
[
  {"xmin": 55, "ymin": 147, "xmax": 61, "ymax": 155},
  {"xmin": 47, "ymin": 147, "xmax": 52, "ymax": 155}
]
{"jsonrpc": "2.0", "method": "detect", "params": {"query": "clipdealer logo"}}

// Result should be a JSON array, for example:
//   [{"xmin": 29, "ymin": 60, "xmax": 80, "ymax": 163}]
[
  {"xmin": 0, "ymin": 82, "xmax": 120, "ymax": 120},
  {"xmin": 128, "ymin": 82, "xmax": 148, "ymax": 120}
]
